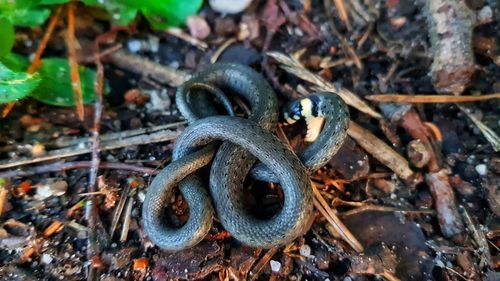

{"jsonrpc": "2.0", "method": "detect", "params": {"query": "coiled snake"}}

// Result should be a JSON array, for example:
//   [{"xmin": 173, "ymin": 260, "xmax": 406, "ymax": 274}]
[{"xmin": 142, "ymin": 63, "xmax": 349, "ymax": 251}]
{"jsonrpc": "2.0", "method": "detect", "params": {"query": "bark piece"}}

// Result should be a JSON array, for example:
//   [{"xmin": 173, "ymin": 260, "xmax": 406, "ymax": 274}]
[{"xmin": 425, "ymin": 0, "xmax": 476, "ymax": 94}]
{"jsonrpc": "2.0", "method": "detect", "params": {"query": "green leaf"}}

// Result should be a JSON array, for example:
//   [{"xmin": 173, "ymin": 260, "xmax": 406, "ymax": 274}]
[
  {"xmin": 0, "ymin": 17, "xmax": 14, "ymax": 58},
  {"xmin": 0, "ymin": 62, "xmax": 41, "ymax": 103},
  {"xmin": 0, "ymin": 53, "xmax": 29, "ymax": 72},
  {"xmin": 138, "ymin": 0, "xmax": 203, "ymax": 28},
  {"xmin": 31, "ymin": 58, "xmax": 105, "ymax": 106},
  {"xmin": 39, "ymin": 0, "xmax": 69, "ymax": 4},
  {"xmin": 0, "ymin": 0, "xmax": 50, "ymax": 27}
]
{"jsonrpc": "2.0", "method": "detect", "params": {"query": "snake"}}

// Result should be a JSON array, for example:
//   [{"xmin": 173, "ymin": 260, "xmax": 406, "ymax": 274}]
[{"xmin": 142, "ymin": 63, "xmax": 349, "ymax": 251}]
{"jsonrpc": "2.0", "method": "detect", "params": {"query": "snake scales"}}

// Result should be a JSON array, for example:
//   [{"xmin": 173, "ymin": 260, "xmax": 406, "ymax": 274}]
[{"xmin": 142, "ymin": 63, "xmax": 349, "ymax": 251}]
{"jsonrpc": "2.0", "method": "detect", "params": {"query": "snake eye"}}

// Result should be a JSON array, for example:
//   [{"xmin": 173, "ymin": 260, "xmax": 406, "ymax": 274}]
[{"xmin": 283, "ymin": 101, "xmax": 302, "ymax": 124}]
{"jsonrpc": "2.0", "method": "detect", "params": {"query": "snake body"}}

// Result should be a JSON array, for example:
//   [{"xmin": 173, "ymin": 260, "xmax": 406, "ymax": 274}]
[{"xmin": 142, "ymin": 63, "xmax": 349, "ymax": 251}]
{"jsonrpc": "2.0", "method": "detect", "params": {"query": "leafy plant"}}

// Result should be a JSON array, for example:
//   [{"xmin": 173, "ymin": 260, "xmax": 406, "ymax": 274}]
[
  {"xmin": 0, "ymin": 62, "xmax": 41, "ymax": 103},
  {"xmin": 0, "ymin": 54, "xmax": 106, "ymax": 106},
  {"xmin": 0, "ymin": 0, "xmax": 202, "ymax": 107},
  {"xmin": 4, "ymin": 0, "xmax": 204, "ymax": 29},
  {"xmin": 0, "ymin": 0, "xmax": 50, "ymax": 27}
]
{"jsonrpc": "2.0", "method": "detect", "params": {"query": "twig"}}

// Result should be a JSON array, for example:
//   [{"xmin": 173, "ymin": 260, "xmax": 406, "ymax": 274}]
[
  {"xmin": 426, "ymin": 170, "xmax": 465, "ymax": 238},
  {"xmin": 107, "ymin": 50, "xmax": 191, "ymax": 87},
  {"xmin": 2, "ymin": 6, "xmax": 63, "ymax": 118},
  {"xmin": 109, "ymin": 184, "xmax": 131, "ymax": 238},
  {"xmin": 66, "ymin": 1, "xmax": 84, "ymax": 120},
  {"xmin": 165, "ymin": 27, "xmax": 208, "ymax": 50},
  {"xmin": 347, "ymin": 121, "xmax": 415, "ymax": 181},
  {"xmin": 333, "ymin": 0, "xmax": 350, "ymax": 29},
  {"xmin": 0, "ymin": 186, "xmax": 8, "ymax": 216},
  {"xmin": 366, "ymin": 93, "xmax": 500, "ymax": 103},
  {"xmin": 210, "ymin": 38, "xmax": 237, "ymax": 64},
  {"xmin": 0, "ymin": 161, "xmax": 158, "ymax": 178},
  {"xmin": 249, "ymin": 247, "xmax": 278, "ymax": 281},
  {"xmin": 340, "ymin": 204, "xmax": 436, "ymax": 217},
  {"xmin": 120, "ymin": 194, "xmax": 134, "ymax": 242},
  {"xmin": 52, "ymin": 121, "xmax": 186, "ymax": 149},
  {"xmin": 457, "ymin": 104, "xmax": 500, "ymax": 152},
  {"xmin": 0, "ymin": 125, "xmax": 181, "ymax": 169},
  {"xmin": 28, "ymin": 6, "xmax": 63, "ymax": 74},
  {"xmin": 267, "ymin": 52, "xmax": 382, "ymax": 119}
]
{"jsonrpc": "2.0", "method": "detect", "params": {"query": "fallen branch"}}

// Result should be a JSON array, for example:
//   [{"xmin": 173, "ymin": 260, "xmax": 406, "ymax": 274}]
[
  {"xmin": 267, "ymin": 52, "xmax": 382, "ymax": 119},
  {"xmin": 107, "ymin": 50, "xmax": 191, "ymax": 87},
  {"xmin": 366, "ymin": 93, "xmax": 500, "ymax": 103}
]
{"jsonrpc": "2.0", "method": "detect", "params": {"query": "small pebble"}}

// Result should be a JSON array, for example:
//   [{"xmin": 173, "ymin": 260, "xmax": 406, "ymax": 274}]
[
  {"xmin": 127, "ymin": 40, "xmax": 142, "ymax": 53},
  {"xmin": 478, "ymin": 6, "xmax": 493, "ymax": 23},
  {"xmin": 299, "ymin": 244, "xmax": 312, "ymax": 257},
  {"xmin": 270, "ymin": 260, "xmax": 281, "ymax": 272},
  {"xmin": 475, "ymin": 164, "xmax": 487, "ymax": 176},
  {"xmin": 41, "ymin": 254, "xmax": 53, "ymax": 264}
]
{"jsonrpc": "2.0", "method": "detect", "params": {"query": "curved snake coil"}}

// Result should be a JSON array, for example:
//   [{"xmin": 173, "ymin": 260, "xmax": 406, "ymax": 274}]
[{"xmin": 142, "ymin": 63, "xmax": 349, "ymax": 251}]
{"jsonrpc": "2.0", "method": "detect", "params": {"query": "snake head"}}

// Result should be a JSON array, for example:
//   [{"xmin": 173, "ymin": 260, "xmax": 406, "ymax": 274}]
[{"xmin": 283, "ymin": 96, "xmax": 324, "ymax": 142}]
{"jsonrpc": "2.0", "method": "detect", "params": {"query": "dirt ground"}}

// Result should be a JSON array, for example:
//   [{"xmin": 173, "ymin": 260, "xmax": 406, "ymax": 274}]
[{"xmin": 0, "ymin": 0, "xmax": 499, "ymax": 280}]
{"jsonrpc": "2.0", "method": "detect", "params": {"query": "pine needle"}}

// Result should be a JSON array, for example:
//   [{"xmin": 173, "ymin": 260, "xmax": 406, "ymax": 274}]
[
  {"xmin": 457, "ymin": 104, "xmax": 500, "ymax": 152},
  {"xmin": 366, "ymin": 93, "xmax": 500, "ymax": 103}
]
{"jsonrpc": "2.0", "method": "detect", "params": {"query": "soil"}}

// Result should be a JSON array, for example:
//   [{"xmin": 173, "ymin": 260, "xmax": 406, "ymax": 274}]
[{"xmin": 0, "ymin": 0, "xmax": 499, "ymax": 280}]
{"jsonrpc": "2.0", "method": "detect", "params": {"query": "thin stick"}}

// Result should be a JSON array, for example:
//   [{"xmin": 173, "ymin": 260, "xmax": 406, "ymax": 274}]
[
  {"xmin": 210, "ymin": 38, "xmax": 237, "ymax": 63},
  {"xmin": 119, "ymin": 195, "xmax": 134, "ymax": 242},
  {"xmin": 366, "ymin": 93, "xmax": 500, "ymax": 103},
  {"xmin": 109, "ymin": 184, "xmax": 131, "ymax": 238},
  {"xmin": 66, "ymin": 1, "xmax": 84, "ymax": 120},
  {"xmin": 165, "ymin": 27, "xmax": 208, "ymax": 50},
  {"xmin": 108, "ymin": 50, "xmax": 191, "ymax": 87},
  {"xmin": 28, "ymin": 6, "xmax": 64, "ymax": 74},
  {"xmin": 249, "ymin": 247, "xmax": 278, "ymax": 281},
  {"xmin": 0, "ymin": 126, "xmax": 180, "ymax": 169},
  {"xmin": 2, "ymin": 6, "xmax": 63, "ymax": 118},
  {"xmin": 0, "ymin": 161, "xmax": 158, "ymax": 178},
  {"xmin": 333, "ymin": 0, "xmax": 351, "ymax": 29}
]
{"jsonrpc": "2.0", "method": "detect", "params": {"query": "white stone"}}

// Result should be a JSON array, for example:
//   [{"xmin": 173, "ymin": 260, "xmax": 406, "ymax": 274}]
[
  {"xmin": 475, "ymin": 164, "xmax": 487, "ymax": 176},
  {"xmin": 209, "ymin": 0, "xmax": 253, "ymax": 14},
  {"xmin": 270, "ymin": 260, "xmax": 281, "ymax": 272}
]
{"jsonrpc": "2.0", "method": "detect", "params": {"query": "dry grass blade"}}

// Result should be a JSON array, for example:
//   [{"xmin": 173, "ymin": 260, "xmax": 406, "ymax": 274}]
[
  {"xmin": 66, "ymin": 1, "xmax": 84, "ymax": 121},
  {"xmin": 312, "ymin": 183, "xmax": 364, "ymax": 252},
  {"xmin": 267, "ymin": 52, "xmax": 382, "ymax": 119},
  {"xmin": 366, "ymin": 93, "xmax": 500, "ymax": 103},
  {"xmin": 457, "ymin": 104, "xmax": 500, "ymax": 151},
  {"xmin": 347, "ymin": 121, "xmax": 415, "ymax": 181}
]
